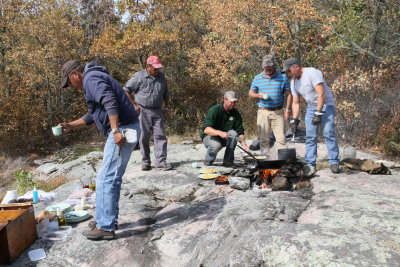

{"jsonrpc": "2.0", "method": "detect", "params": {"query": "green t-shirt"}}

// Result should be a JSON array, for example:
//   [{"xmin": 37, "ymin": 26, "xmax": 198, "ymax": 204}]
[{"xmin": 200, "ymin": 103, "xmax": 245, "ymax": 140}]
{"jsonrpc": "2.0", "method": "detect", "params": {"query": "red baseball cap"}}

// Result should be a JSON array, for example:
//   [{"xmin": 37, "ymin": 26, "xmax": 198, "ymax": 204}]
[{"xmin": 146, "ymin": 56, "xmax": 163, "ymax": 68}]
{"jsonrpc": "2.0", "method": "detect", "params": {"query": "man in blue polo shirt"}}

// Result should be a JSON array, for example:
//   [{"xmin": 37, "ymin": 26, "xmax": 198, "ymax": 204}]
[{"xmin": 249, "ymin": 54, "xmax": 292, "ymax": 156}]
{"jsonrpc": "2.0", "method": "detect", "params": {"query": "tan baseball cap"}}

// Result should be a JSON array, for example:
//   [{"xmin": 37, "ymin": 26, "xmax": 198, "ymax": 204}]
[{"xmin": 224, "ymin": 91, "xmax": 238, "ymax": 102}]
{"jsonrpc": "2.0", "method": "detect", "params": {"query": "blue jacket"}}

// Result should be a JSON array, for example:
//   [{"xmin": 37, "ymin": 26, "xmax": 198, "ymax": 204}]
[{"xmin": 81, "ymin": 62, "xmax": 138, "ymax": 136}]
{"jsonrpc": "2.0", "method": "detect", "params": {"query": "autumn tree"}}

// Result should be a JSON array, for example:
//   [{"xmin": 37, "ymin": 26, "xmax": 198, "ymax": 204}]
[{"xmin": 0, "ymin": 0, "xmax": 90, "ymax": 155}]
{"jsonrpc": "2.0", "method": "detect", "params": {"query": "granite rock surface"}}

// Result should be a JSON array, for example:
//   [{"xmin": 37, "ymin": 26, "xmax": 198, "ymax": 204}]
[{"xmin": 10, "ymin": 142, "xmax": 400, "ymax": 267}]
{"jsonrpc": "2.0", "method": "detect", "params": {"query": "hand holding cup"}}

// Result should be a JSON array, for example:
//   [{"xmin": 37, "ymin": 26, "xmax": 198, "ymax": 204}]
[{"xmin": 52, "ymin": 125, "xmax": 62, "ymax": 136}]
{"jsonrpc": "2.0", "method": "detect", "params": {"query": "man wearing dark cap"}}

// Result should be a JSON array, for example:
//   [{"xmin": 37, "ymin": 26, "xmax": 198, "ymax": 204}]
[
  {"xmin": 58, "ymin": 60, "xmax": 140, "ymax": 240},
  {"xmin": 124, "ymin": 56, "xmax": 172, "ymax": 171},
  {"xmin": 282, "ymin": 57, "xmax": 340, "ymax": 174},
  {"xmin": 200, "ymin": 91, "xmax": 249, "ymax": 167},
  {"xmin": 249, "ymin": 54, "xmax": 292, "ymax": 157}
]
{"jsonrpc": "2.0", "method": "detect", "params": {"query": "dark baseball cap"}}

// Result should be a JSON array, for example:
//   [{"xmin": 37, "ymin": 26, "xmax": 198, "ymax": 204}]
[
  {"xmin": 262, "ymin": 54, "xmax": 275, "ymax": 68},
  {"xmin": 282, "ymin": 57, "xmax": 299, "ymax": 73},
  {"xmin": 61, "ymin": 60, "xmax": 81, "ymax": 88}
]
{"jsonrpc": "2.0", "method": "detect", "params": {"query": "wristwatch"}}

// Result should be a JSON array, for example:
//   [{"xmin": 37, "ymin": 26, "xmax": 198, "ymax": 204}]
[{"xmin": 111, "ymin": 128, "xmax": 120, "ymax": 134}]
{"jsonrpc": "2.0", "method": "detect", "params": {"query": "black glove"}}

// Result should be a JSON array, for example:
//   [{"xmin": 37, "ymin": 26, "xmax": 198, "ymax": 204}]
[
  {"xmin": 311, "ymin": 111, "xmax": 325, "ymax": 125},
  {"xmin": 289, "ymin": 118, "xmax": 300, "ymax": 133},
  {"xmin": 289, "ymin": 118, "xmax": 300, "ymax": 127}
]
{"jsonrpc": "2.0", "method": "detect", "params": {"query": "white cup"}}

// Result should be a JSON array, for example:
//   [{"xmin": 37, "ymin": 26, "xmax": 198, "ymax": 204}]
[
  {"xmin": 263, "ymin": 93, "xmax": 269, "ymax": 100},
  {"xmin": 191, "ymin": 162, "xmax": 198, "ymax": 168},
  {"xmin": 52, "ymin": 125, "xmax": 62, "ymax": 136}
]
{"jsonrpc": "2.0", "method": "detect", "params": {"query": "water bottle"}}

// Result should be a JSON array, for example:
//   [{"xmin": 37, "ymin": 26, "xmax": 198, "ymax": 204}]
[{"xmin": 32, "ymin": 187, "xmax": 39, "ymax": 203}]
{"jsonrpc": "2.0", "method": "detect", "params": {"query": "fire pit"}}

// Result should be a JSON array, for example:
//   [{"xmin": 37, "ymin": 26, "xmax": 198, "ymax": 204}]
[{"xmin": 237, "ymin": 156, "xmax": 308, "ymax": 191}]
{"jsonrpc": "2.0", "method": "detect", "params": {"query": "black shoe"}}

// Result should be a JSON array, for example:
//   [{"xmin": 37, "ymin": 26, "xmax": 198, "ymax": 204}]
[
  {"xmin": 204, "ymin": 161, "xmax": 212, "ymax": 166},
  {"xmin": 155, "ymin": 163, "xmax": 173, "ymax": 171},
  {"xmin": 330, "ymin": 164, "xmax": 341, "ymax": 174},
  {"xmin": 88, "ymin": 220, "xmax": 119, "ymax": 230},
  {"xmin": 82, "ymin": 227, "xmax": 115, "ymax": 240},
  {"xmin": 142, "ymin": 164, "xmax": 151, "ymax": 171}
]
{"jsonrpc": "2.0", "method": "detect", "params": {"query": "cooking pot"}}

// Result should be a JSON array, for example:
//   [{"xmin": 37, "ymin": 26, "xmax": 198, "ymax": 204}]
[{"xmin": 277, "ymin": 148, "xmax": 296, "ymax": 163}]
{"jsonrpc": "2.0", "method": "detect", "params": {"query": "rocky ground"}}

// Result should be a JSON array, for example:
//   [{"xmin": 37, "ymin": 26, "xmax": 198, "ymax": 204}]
[{"xmin": 7, "ymin": 142, "xmax": 400, "ymax": 267}]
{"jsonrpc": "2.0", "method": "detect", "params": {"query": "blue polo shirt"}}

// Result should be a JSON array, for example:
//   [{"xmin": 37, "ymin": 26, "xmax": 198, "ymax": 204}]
[{"xmin": 250, "ymin": 71, "xmax": 290, "ymax": 108}]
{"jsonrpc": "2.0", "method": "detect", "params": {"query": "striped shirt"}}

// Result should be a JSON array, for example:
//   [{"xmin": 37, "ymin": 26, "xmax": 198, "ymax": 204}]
[{"xmin": 250, "ymin": 71, "xmax": 290, "ymax": 108}]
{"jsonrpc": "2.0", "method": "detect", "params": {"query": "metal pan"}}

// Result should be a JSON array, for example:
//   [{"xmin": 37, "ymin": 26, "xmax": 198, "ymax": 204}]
[{"xmin": 237, "ymin": 143, "xmax": 287, "ymax": 169}]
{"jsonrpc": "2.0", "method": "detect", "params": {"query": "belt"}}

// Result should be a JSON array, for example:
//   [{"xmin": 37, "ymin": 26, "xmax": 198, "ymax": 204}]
[{"xmin": 258, "ymin": 106, "xmax": 283, "ymax": 111}]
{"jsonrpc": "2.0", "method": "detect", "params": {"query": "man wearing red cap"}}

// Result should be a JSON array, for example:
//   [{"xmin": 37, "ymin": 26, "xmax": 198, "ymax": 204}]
[{"xmin": 124, "ymin": 56, "xmax": 172, "ymax": 171}]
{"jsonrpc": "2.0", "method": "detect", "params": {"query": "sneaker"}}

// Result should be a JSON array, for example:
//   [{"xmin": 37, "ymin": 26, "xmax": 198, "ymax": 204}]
[
  {"xmin": 330, "ymin": 164, "xmax": 341, "ymax": 174},
  {"xmin": 88, "ymin": 220, "xmax": 119, "ymax": 230},
  {"xmin": 155, "ymin": 163, "xmax": 173, "ymax": 170},
  {"xmin": 142, "ymin": 164, "xmax": 151, "ymax": 171},
  {"xmin": 303, "ymin": 165, "xmax": 316, "ymax": 177},
  {"xmin": 82, "ymin": 227, "xmax": 115, "ymax": 240}
]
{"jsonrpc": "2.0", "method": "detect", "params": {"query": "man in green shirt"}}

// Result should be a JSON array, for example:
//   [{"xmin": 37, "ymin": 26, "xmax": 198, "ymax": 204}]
[{"xmin": 200, "ymin": 91, "xmax": 249, "ymax": 167}]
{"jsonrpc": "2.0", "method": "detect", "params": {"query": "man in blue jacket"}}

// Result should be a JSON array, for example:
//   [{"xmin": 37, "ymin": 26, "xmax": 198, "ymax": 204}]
[{"xmin": 59, "ymin": 60, "xmax": 140, "ymax": 240}]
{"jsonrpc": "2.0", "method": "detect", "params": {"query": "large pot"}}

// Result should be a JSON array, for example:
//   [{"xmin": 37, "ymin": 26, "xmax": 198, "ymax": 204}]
[{"xmin": 278, "ymin": 148, "xmax": 296, "ymax": 163}]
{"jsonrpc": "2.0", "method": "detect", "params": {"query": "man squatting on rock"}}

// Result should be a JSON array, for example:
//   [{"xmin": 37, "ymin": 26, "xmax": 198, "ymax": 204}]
[
  {"xmin": 124, "ymin": 56, "xmax": 172, "ymax": 171},
  {"xmin": 59, "ymin": 60, "xmax": 140, "ymax": 240},
  {"xmin": 200, "ymin": 91, "xmax": 250, "ymax": 167},
  {"xmin": 283, "ymin": 57, "xmax": 341, "ymax": 174},
  {"xmin": 249, "ymin": 54, "xmax": 292, "ymax": 157}
]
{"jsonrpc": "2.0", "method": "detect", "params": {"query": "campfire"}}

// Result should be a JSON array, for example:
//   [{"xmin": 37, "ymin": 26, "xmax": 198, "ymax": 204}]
[
  {"xmin": 258, "ymin": 168, "xmax": 280, "ymax": 187},
  {"xmin": 234, "ymin": 154, "xmax": 310, "ymax": 191}
]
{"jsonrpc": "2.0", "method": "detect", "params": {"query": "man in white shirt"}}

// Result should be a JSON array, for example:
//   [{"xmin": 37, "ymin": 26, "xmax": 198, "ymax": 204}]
[{"xmin": 282, "ymin": 57, "xmax": 340, "ymax": 174}]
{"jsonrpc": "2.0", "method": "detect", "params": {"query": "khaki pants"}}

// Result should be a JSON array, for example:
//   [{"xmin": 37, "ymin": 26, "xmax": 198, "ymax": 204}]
[{"xmin": 257, "ymin": 109, "xmax": 286, "ymax": 155}]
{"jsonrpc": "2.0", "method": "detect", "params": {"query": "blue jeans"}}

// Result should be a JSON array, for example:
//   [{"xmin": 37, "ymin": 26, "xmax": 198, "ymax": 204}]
[
  {"xmin": 203, "ymin": 130, "xmax": 238, "ymax": 164},
  {"xmin": 305, "ymin": 105, "xmax": 339, "ymax": 167},
  {"xmin": 96, "ymin": 123, "xmax": 140, "ymax": 231}
]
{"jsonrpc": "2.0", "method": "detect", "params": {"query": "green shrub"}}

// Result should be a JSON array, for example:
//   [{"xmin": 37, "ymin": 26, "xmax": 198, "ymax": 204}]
[
  {"xmin": 14, "ymin": 170, "xmax": 37, "ymax": 195},
  {"xmin": 383, "ymin": 132, "xmax": 400, "ymax": 156}
]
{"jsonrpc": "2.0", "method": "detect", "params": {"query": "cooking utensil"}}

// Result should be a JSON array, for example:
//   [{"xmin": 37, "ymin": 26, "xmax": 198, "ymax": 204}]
[
  {"xmin": 236, "ymin": 142, "xmax": 257, "ymax": 160},
  {"xmin": 277, "ymin": 148, "xmax": 296, "ymax": 163},
  {"xmin": 238, "ymin": 143, "xmax": 286, "ymax": 169}
]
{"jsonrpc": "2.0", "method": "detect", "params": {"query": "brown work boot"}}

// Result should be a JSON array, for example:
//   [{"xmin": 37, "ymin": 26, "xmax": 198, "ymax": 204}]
[
  {"xmin": 330, "ymin": 164, "xmax": 341, "ymax": 174},
  {"xmin": 88, "ymin": 220, "xmax": 119, "ymax": 230},
  {"xmin": 82, "ymin": 227, "xmax": 115, "ymax": 240}
]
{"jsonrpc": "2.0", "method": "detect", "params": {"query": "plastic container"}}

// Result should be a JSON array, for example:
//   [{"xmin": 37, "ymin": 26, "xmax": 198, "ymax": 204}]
[
  {"xmin": 28, "ymin": 249, "xmax": 46, "ymax": 261},
  {"xmin": 342, "ymin": 145, "xmax": 357, "ymax": 160},
  {"xmin": 32, "ymin": 187, "xmax": 39, "ymax": 203},
  {"xmin": 45, "ymin": 203, "xmax": 73, "ymax": 215},
  {"xmin": 51, "ymin": 225, "xmax": 72, "ymax": 235},
  {"xmin": 36, "ymin": 218, "xmax": 49, "ymax": 238},
  {"xmin": 47, "ymin": 220, "xmax": 59, "ymax": 230},
  {"xmin": 42, "ymin": 231, "xmax": 68, "ymax": 242}
]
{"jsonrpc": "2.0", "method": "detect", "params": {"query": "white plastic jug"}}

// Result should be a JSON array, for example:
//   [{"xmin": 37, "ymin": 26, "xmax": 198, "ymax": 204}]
[{"xmin": 341, "ymin": 145, "xmax": 357, "ymax": 160}]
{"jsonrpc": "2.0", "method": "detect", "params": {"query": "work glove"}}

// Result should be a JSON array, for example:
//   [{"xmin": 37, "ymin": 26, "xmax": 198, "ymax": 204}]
[
  {"xmin": 289, "ymin": 118, "xmax": 300, "ymax": 133},
  {"xmin": 311, "ymin": 111, "xmax": 325, "ymax": 125},
  {"xmin": 289, "ymin": 118, "xmax": 300, "ymax": 127}
]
